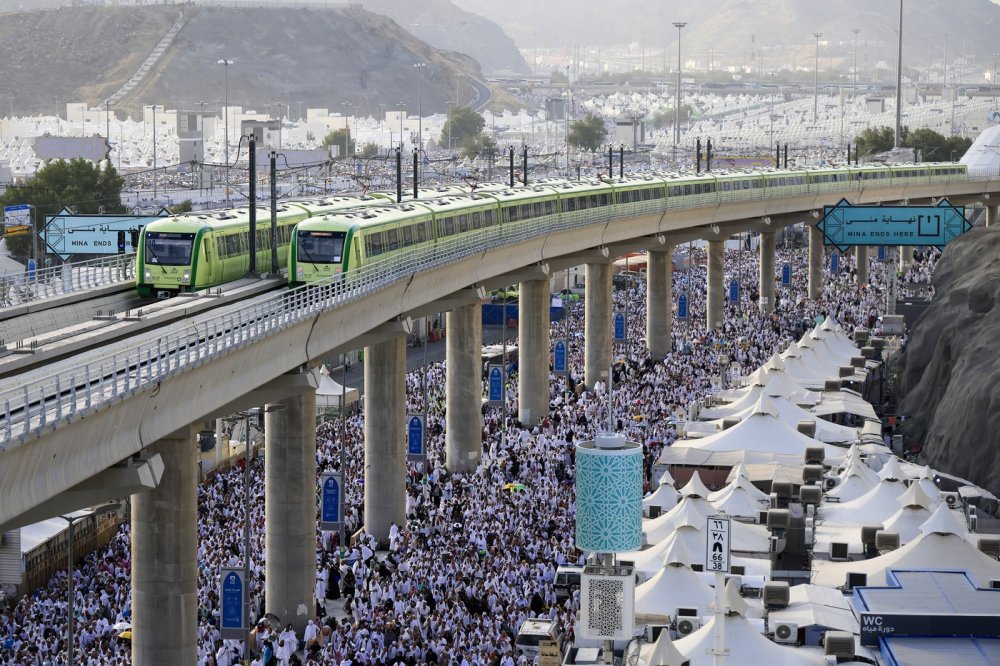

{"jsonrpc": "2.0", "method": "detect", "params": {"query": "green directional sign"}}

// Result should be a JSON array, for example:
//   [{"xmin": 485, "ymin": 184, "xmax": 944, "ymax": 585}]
[{"xmin": 818, "ymin": 198, "xmax": 970, "ymax": 251}]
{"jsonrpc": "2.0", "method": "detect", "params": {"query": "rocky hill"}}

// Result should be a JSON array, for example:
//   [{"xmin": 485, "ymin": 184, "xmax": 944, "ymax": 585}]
[
  {"xmin": 898, "ymin": 226, "xmax": 1000, "ymax": 497},
  {"xmin": 0, "ymin": 4, "xmax": 511, "ymax": 118}
]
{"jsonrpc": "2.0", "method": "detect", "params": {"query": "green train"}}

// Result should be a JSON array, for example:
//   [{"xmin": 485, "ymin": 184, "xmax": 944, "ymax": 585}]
[
  {"xmin": 287, "ymin": 163, "xmax": 968, "ymax": 286},
  {"xmin": 136, "ymin": 163, "xmax": 968, "ymax": 296}
]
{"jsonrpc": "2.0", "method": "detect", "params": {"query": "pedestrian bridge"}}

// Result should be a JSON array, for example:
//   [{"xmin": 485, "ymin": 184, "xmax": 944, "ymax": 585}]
[{"xmin": 0, "ymin": 171, "xmax": 997, "ymax": 529}]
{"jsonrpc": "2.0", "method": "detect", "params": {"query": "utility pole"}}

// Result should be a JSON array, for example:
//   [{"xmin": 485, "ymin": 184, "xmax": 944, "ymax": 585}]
[
  {"xmin": 813, "ymin": 32, "xmax": 823, "ymax": 123},
  {"xmin": 673, "ymin": 22, "xmax": 687, "ymax": 158},
  {"xmin": 894, "ymin": 0, "xmax": 904, "ymax": 148},
  {"xmin": 853, "ymin": 29, "xmax": 860, "ymax": 100},
  {"xmin": 218, "ymin": 58, "xmax": 234, "ymax": 206}
]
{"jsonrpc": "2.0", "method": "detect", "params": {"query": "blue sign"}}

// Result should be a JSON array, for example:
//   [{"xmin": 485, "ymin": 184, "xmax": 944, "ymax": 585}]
[
  {"xmin": 406, "ymin": 414, "xmax": 426, "ymax": 462},
  {"xmin": 877, "ymin": 245, "xmax": 886, "ymax": 261},
  {"xmin": 27, "ymin": 259, "xmax": 36, "ymax": 282},
  {"xmin": 613, "ymin": 312, "xmax": 626, "ymax": 341},
  {"xmin": 729, "ymin": 279, "xmax": 739, "ymax": 303},
  {"xmin": 488, "ymin": 365, "xmax": 503, "ymax": 405},
  {"xmin": 678, "ymin": 293, "xmax": 688, "ymax": 319},
  {"xmin": 553, "ymin": 340, "xmax": 568, "ymax": 374},
  {"xmin": 831, "ymin": 251, "xmax": 840, "ymax": 274},
  {"xmin": 781, "ymin": 263, "xmax": 791, "ymax": 286},
  {"xmin": 818, "ymin": 198, "xmax": 969, "ymax": 251},
  {"xmin": 320, "ymin": 473, "xmax": 341, "ymax": 529},
  {"xmin": 42, "ymin": 208, "xmax": 168, "ymax": 259},
  {"xmin": 219, "ymin": 568, "xmax": 245, "ymax": 639}
]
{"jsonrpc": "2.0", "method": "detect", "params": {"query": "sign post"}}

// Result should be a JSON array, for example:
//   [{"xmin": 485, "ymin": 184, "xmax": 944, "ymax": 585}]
[
  {"xmin": 320, "ymin": 473, "xmax": 342, "ymax": 531},
  {"xmin": 553, "ymin": 339, "xmax": 568, "ymax": 375},
  {"xmin": 219, "ymin": 567, "xmax": 246, "ymax": 640},
  {"xmin": 831, "ymin": 251, "xmax": 840, "ymax": 274},
  {"xmin": 729, "ymin": 279, "xmax": 739, "ymax": 303},
  {"xmin": 613, "ymin": 312, "xmax": 626, "ymax": 341},
  {"xmin": 706, "ymin": 516, "xmax": 731, "ymax": 658},
  {"xmin": 406, "ymin": 414, "xmax": 426, "ymax": 463},
  {"xmin": 781, "ymin": 262, "xmax": 791, "ymax": 286},
  {"xmin": 678, "ymin": 293, "xmax": 688, "ymax": 320},
  {"xmin": 488, "ymin": 364, "xmax": 503, "ymax": 406}
]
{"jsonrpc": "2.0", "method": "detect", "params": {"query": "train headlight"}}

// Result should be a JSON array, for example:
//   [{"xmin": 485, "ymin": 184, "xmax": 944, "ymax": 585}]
[
  {"xmin": 181, "ymin": 271, "xmax": 191, "ymax": 284},
  {"xmin": 144, "ymin": 269, "xmax": 152, "ymax": 281},
  {"xmin": 297, "ymin": 266, "xmax": 304, "ymax": 278}
]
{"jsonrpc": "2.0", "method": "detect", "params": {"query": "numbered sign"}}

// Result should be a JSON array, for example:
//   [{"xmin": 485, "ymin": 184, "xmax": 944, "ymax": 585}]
[
  {"xmin": 831, "ymin": 251, "xmax": 840, "ymax": 274},
  {"xmin": 320, "ymin": 473, "xmax": 342, "ymax": 530},
  {"xmin": 678, "ymin": 293, "xmax": 688, "ymax": 319},
  {"xmin": 705, "ymin": 516, "xmax": 731, "ymax": 573},
  {"xmin": 488, "ymin": 365, "xmax": 503, "ymax": 405},
  {"xmin": 406, "ymin": 414, "xmax": 426, "ymax": 462},
  {"xmin": 553, "ymin": 339, "xmax": 568, "ymax": 374},
  {"xmin": 729, "ymin": 279, "xmax": 739, "ymax": 303},
  {"xmin": 219, "ymin": 568, "xmax": 246, "ymax": 639},
  {"xmin": 613, "ymin": 312, "xmax": 626, "ymax": 341},
  {"xmin": 781, "ymin": 263, "xmax": 791, "ymax": 286}
]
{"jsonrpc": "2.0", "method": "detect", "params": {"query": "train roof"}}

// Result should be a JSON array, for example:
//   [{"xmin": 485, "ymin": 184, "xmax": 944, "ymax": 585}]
[
  {"xmin": 413, "ymin": 196, "xmax": 499, "ymax": 214},
  {"xmin": 148, "ymin": 204, "xmax": 303, "ymax": 232},
  {"xmin": 476, "ymin": 184, "xmax": 560, "ymax": 203}
]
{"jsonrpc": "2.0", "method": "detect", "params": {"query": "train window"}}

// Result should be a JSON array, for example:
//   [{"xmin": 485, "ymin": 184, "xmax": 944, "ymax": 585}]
[
  {"xmin": 621, "ymin": 190, "xmax": 632, "ymax": 203},
  {"xmin": 457, "ymin": 215, "xmax": 469, "ymax": 233},
  {"xmin": 443, "ymin": 218, "xmax": 456, "ymax": 236},
  {"xmin": 402, "ymin": 226, "xmax": 414, "ymax": 246},
  {"xmin": 386, "ymin": 228, "xmax": 399, "ymax": 250},
  {"xmin": 485, "ymin": 210, "xmax": 497, "ymax": 226},
  {"xmin": 416, "ymin": 222, "xmax": 428, "ymax": 243},
  {"xmin": 470, "ymin": 211, "xmax": 482, "ymax": 229},
  {"xmin": 545, "ymin": 200, "xmax": 556, "ymax": 214},
  {"xmin": 741, "ymin": 180, "xmax": 750, "ymax": 189},
  {"xmin": 670, "ymin": 186, "xmax": 681, "ymax": 196},
  {"xmin": 564, "ymin": 198, "xmax": 576, "ymax": 212}
]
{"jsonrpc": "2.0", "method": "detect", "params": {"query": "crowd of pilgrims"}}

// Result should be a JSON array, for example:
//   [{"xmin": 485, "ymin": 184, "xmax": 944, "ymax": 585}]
[{"xmin": 0, "ymin": 240, "xmax": 916, "ymax": 665}]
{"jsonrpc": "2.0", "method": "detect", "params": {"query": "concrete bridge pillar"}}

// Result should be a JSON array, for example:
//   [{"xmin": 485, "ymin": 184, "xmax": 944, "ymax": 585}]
[
  {"xmin": 855, "ymin": 245, "xmax": 869, "ymax": 285},
  {"xmin": 646, "ymin": 248, "xmax": 673, "ymax": 360},
  {"xmin": 584, "ymin": 260, "xmax": 612, "ymax": 389},
  {"xmin": 518, "ymin": 279, "xmax": 550, "ymax": 426},
  {"xmin": 808, "ymin": 224, "xmax": 824, "ymax": 301},
  {"xmin": 265, "ymin": 380, "xmax": 316, "ymax": 635},
  {"xmin": 446, "ymin": 303, "xmax": 483, "ymax": 472},
  {"xmin": 758, "ymin": 231, "xmax": 776, "ymax": 314},
  {"xmin": 706, "ymin": 239, "xmax": 724, "ymax": 330},
  {"xmin": 364, "ymin": 337, "xmax": 406, "ymax": 544},
  {"xmin": 898, "ymin": 245, "xmax": 914, "ymax": 273},
  {"xmin": 131, "ymin": 426, "xmax": 197, "ymax": 666}
]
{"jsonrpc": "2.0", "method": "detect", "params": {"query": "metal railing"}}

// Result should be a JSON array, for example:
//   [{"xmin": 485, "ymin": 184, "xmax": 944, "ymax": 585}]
[
  {"xmin": 0, "ymin": 254, "xmax": 134, "ymax": 310},
  {"xmin": 0, "ymin": 170, "xmax": 991, "ymax": 446}
]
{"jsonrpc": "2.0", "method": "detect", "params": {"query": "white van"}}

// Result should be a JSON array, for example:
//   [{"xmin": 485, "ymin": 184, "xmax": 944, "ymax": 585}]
[
  {"xmin": 554, "ymin": 565, "xmax": 584, "ymax": 601},
  {"xmin": 515, "ymin": 619, "xmax": 564, "ymax": 658}
]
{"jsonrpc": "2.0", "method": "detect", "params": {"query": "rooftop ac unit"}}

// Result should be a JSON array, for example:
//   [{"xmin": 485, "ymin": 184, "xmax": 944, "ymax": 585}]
[
  {"xmin": 970, "ymin": 515, "xmax": 978, "ymax": 532},
  {"xmin": 758, "ymin": 510, "xmax": 770, "ymax": 525},
  {"xmin": 800, "ymin": 485, "xmax": 823, "ymax": 506},
  {"xmin": 830, "ymin": 542, "xmax": 850, "ymax": 561},
  {"xmin": 802, "ymin": 465, "xmax": 824, "ymax": 485},
  {"xmin": 762, "ymin": 581, "xmax": 790, "ymax": 609},
  {"xmin": 824, "ymin": 379, "xmax": 843, "ymax": 391},
  {"xmin": 989, "ymin": 579, "xmax": 1000, "ymax": 589},
  {"xmin": 774, "ymin": 622, "xmax": 798, "ymax": 644},
  {"xmin": 730, "ymin": 565, "xmax": 746, "ymax": 576},
  {"xmin": 824, "ymin": 477, "xmax": 839, "ymax": 491},
  {"xmin": 796, "ymin": 421, "xmax": 817, "ymax": 438},
  {"xmin": 861, "ymin": 346, "xmax": 876, "ymax": 359},
  {"xmin": 941, "ymin": 491, "xmax": 961, "ymax": 509},
  {"xmin": 804, "ymin": 446, "xmax": 826, "ymax": 465},
  {"xmin": 772, "ymin": 481, "xmax": 793, "ymax": 499},
  {"xmin": 838, "ymin": 366, "xmax": 855, "ymax": 378},
  {"xmin": 767, "ymin": 509, "xmax": 790, "ymax": 531},
  {"xmin": 675, "ymin": 616, "xmax": 702, "ymax": 636},
  {"xmin": 860, "ymin": 525, "xmax": 884, "ymax": 547},
  {"xmin": 846, "ymin": 572, "xmax": 867, "ymax": 590},
  {"xmin": 850, "ymin": 356, "xmax": 866, "ymax": 368},
  {"xmin": 875, "ymin": 531, "xmax": 900, "ymax": 553},
  {"xmin": 824, "ymin": 630, "xmax": 855, "ymax": 658},
  {"xmin": 978, "ymin": 537, "xmax": 1000, "ymax": 559},
  {"xmin": 722, "ymin": 417, "xmax": 740, "ymax": 430}
]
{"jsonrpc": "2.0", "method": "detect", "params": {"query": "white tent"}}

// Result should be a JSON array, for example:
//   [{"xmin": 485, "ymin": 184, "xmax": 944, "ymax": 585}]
[
  {"xmin": 819, "ymin": 460, "xmax": 908, "ymax": 526},
  {"xmin": 812, "ymin": 504, "xmax": 1000, "ymax": 588},
  {"xmin": 316, "ymin": 365, "xmax": 359, "ymax": 414},
  {"xmin": 627, "ymin": 630, "xmax": 690, "ymax": 666},
  {"xmin": 634, "ymin": 537, "xmax": 715, "ymax": 623},
  {"xmin": 643, "ymin": 472, "xmax": 680, "ymax": 515},
  {"xmin": 705, "ymin": 370, "xmax": 820, "ymax": 416},
  {"xmin": 881, "ymin": 484, "xmax": 935, "ymax": 546},
  {"xmin": 827, "ymin": 457, "xmax": 881, "ymax": 503},
  {"xmin": 642, "ymin": 496, "xmax": 770, "ymax": 553},
  {"xmin": 709, "ymin": 474, "xmax": 770, "ymax": 519}
]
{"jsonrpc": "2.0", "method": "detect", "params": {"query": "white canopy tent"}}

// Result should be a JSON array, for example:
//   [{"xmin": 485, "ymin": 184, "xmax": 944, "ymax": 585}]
[
  {"xmin": 643, "ymin": 470, "xmax": 680, "ymax": 516},
  {"xmin": 634, "ymin": 537, "xmax": 716, "ymax": 624},
  {"xmin": 316, "ymin": 365, "xmax": 359, "ymax": 415},
  {"xmin": 819, "ymin": 457, "xmax": 909, "ymax": 525}
]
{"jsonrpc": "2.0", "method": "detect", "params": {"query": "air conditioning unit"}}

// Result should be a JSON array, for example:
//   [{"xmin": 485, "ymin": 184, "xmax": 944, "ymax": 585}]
[
  {"xmin": 989, "ymin": 579, "xmax": 1000, "ymax": 590},
  {"xmin": 730, "ymin": 565, "xmax": 746, "ymax": 576},
  {"xmin": 646, "ymin": 624, "xmax": 669, "ymax": 643},
  {"xmin": 800, "ymin": 485, "xmax": 823, "ymax": 506},
  {"xmin": 824, "ymin": 379, "xmax": 842, "ymax": 391},
  {"xmin": 838, "ymin": 366, "xmax": 854, "ymax": 378},
  {"xmin": 796, "ymin": 420, "xmax": 817, "ymax": 437},
  {"xmin": 802, "ymin": 466, "xmax": 824, "ymax": 486},
  {"xmin": 860, "ymin": 525, "xmax": 883, "ymax": 547},
  {"xmin": 824, "ymin": 477, "xmax": 839, "ymax": 491},
  {"xmin": 675, "ymin": 616, "xmax": 702, "ymax": 637},
  {"xmin": 824, "ymin": 656, "xmax": 838, "ymax": 666},
  {"xmin": 773, "ymin": 481, "xmax": 793, "ymax": 499},
  {"xmin": 978, "ymin": 537, "xmax": 1000, "ymax": 559},
  {"xmin": 722, "ymin": 417, "xmax": 740, "ymax": 430},
  {"xmin": 579, "ymin": 565, "xmax": 635, "ymax": 641},
  {"xmin": 648, "ymin": 505, "xmax": 662, "ymax": 519},
  {"xmin": 774, "ymin": 622, "xmax": 798, "ymax": 644},
  {"xmin": 846, "ymin": 572, "xmax": 867, "ymax": 590},
  {"xmin": 767, "ymin": 509, "xmax": 790, "ymax": 531},
  {"xmin": 762, "ymin": 581, "xmax": 790, "ymax": 609},
  {"xmin": 970, "ymin": 515, "xmax": 978, "ymax": 532},
  {"xmin": 804, "ymin": 446, "xmax": 826, "ymax": 465},
  {"xmin": 850, "ymin": 356, "xmax": 866, "ymax": 368},
  {"xmin": 875, "ymin": 531, "xmax": 900, "ymax": 553},
  {"xmin": 758, "ymin": 510, "xmax": 770, "ymax": 525},
  {"xmin": 941, "ymin": 491, "xmax": 961, "ymax": 509},
  {"xmin": 830, "ymin": 542, "xmax": 850, "ymax": 561},
  {"xmin": 824, "ymin": 630, "xmax": 855, "ymax": 659}
]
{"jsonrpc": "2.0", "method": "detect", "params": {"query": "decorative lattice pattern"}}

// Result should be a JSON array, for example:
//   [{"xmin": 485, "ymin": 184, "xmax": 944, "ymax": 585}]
[
  {"xmin": 575, "ymin": 446, "xmax": 642, "ymax": 552},
  {"xmin": 586, "ymin": 577, "xmax": 625, "ymax": 636}
]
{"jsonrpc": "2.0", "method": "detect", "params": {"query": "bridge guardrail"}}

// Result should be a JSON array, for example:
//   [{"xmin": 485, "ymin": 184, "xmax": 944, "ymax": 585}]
[
  {"xmin": 0, "ymin": 254, "xmax": 134, "ymax": 310},
  {"xmin": 0, "ymin": 171, "xmax": 988, "ymax": 446}
]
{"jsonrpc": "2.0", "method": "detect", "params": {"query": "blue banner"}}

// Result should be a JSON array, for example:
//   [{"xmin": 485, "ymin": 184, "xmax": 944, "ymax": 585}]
[
  {"xmin": 781, "ymin": 263, "xmax": 791, "ymax": 286},
  {"xmin": 553, "ymin": 340, "xmax": 568, "ymax": 374},
  {"xmin": 406, "ymin": 414, "xmax": 426, "ymax": 462},
  {"xmin": 729, "ymin": 279, "xmax": 739, "ymax": 303},
  {"xmin": 613, "ymin": 312, "xmax": 626, "ymax": 341},
  {"xmin": 320, "ymin": 474, "xmax": 341, "ymax": 529},
  {"xmin": 488, "ymin": 365, "xmax": 503, "ymax": 405},
  {"xmin": 42, "ymin": 207, "xmax": 169, "ymax": 259},
  {"xmin": 877, "ymin": 245, "xmax": 886, "ymax": 261},
  {"xmin": 219, "ymin": 568, "xmax": 245, "ymax": 639},
  {"xmin": 831, "ymin": 251, "xmax": 840, "ymax": 274},
  {"xmin": 678, "ymin": 293, "xmax": 688, "ymax": 319},
  {"xmin": 818, "ymin": 198, "xmax": 969, "ymax": 250},
  {"xmin": 27, "ymin": 259, "xmax": 36, "ymax": 282}
]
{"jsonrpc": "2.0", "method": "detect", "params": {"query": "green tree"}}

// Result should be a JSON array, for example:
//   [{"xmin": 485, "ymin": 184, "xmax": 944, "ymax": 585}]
[
  {"xmin": 440, "ymin": 107, "xmax": 486, "ymax": 150},
  {"xmin": 360, "ymin": 142, "xmax": 380, "ymax": 158},
  {"xmin": 905, "ymin": 128, "xmax": 972, "ymax": 161},
  {"xmin": 0, "ymin": 159, "xmax": 125, "ymax": 262},
  {"xmin": 854, "ymin": 126, "xmax": 907, "ymax": 156},
  {"xmin": 567, "ymin": 114, "xmax": 608, "ymax": 152},
  {"xmin": 169, "ymin": 200, "xmax": 193, "ymax": 214},
  {"xmin": 651, "ymin": 105, "xmax": 692, "ymax": 129},
  {"xmin": 461, "ymin": 133, "xmax": 497, "ymax": 160},
  {"xmin": 550, "ymin": 70, "xmax": 568, "ymax": 84},
  {"xmin": 322, "ymin": 129, "xmax": 355, "ymax": 157}
]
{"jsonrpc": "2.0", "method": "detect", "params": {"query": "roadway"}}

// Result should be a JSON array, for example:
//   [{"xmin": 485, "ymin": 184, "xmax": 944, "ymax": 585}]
[{"xmin": 467, "ymin": 75, "xmax": 493, "ymax": 112}]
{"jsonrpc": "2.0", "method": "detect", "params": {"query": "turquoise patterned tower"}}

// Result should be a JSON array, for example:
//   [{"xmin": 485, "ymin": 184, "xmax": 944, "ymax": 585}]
[{"xmin": 575, "ymin": 433, "xmax": 643, "ymax": 553}]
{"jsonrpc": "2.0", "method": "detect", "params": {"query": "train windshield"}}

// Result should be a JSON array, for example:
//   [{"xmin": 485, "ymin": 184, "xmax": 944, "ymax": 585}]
[
  {"xmin": 145, "ymin": 232, "xmax": 195, "ymax": 266},
  {"xmin": 298, "ymin": 230, "xmax": 345, "ymax": 264}
]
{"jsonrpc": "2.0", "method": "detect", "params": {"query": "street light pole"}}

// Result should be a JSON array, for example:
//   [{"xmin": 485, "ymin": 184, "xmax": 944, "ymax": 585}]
[
  {"xmin": 564, "ymin": 65, "xmax": 571, "ymax": 174},
  {"xmin": 894, "ymin": 0, "xmax": 904, "ymax": 148},
  {"xmin": 218, "ymin": 58, "xmax": 234, "ymax": 206},
  {"xmin": 413, "ymin": 62, "xmax": 426, "ymax": 156},
  {"xmin": 853, "ymin": 29, "xmax": 860, "ymax": 100},
  {"xmin": 152, "ymin": 104, "xmax": 158, "ymax": 202},
  {"xmin": 813, "ymin": 32, "xmax": 822, "ymax": 123},
  {"xmin": 673, "ymin": 22, "xmax": 686, "ymax": 159},
  {"xmin": 105, "ymin": 101, "xmax": 110, "ymax": 164}
]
